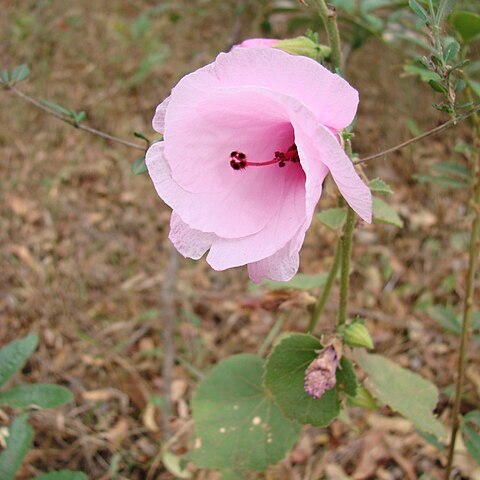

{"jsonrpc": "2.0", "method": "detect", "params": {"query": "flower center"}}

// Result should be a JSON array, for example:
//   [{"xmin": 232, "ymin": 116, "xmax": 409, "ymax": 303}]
[{"xmin": 230, "ymin": 144, "xmax": 300, "ymax": 171}]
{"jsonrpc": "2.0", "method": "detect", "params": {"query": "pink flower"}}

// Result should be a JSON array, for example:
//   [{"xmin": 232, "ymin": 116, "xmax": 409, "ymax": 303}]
[
  {"xmin": 304, "ymin": 346, "xmax": 338, "ymax": 399},
  {"xmin": 235, "ymin": 38, "xmax": 280, "ymax": 49},
  {"xmin": 146, "ymin": 47, "xmax": 372, "ymax": 283}
]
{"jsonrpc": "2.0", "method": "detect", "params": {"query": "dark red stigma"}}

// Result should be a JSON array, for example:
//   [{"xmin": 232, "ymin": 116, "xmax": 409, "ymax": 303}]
[{"xmin": 229, "ymin": 144, "xmax": 300, "ymax": 171}]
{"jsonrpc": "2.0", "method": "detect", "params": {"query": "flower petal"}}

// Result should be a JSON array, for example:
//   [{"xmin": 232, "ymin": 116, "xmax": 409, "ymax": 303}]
[
  {"xmin": 146, "ymin": 141, "xmax": 284, "ymax": 238},
  {"xmin": 313, "ymin": 126, "xmax": 372, "ymax": 223},
  {"xmin": 212, "ymin": 47, "xmax": 358, "ymax": 130},
  {"xmin": 247, "ymin": 239, "xmax": 300, "ymax": 283},
  {"xmin": 169, "ymin": 212, "xmax": 216, "ymax": 260},
  {"xmin": 206, "ymin": 161, "xmax": 307, "ymax": 269},
  {"xmin": 152, "ymin": 96, "xmax": 170, "ymax": 133}
]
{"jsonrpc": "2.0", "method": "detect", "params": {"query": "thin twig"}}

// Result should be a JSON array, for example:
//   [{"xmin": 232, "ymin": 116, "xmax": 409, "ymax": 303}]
[
  {"xmin": 355, "ymin": 103, "xmax": 480, "ymax": 165},
  {"xmin": 445, "ymin": 89, "xmax": 480, "ymax": 479},
  {"xmin": 160, "ymin": 242, "xmax": 180, "ymax": 440},
  {"xmin": 7, "ymin": 85, "xmax": 145, "ymax": 151}
]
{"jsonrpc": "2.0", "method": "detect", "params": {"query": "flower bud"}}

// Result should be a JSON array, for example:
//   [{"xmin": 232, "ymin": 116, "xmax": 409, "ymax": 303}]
[
  {"xmin": 342, "ymin": 321, "xmax": 374, "ymax": 350},
  {"xmin": 304, "ymin": 346, "xmax": 338, "ymax": 400},
  {"xmin": 348, "ymin": 385, "xmax": 377, "ymax": 409},
  {"xmin": 273, "ymin": 37, "xmax": 331, "ymax": 62}
]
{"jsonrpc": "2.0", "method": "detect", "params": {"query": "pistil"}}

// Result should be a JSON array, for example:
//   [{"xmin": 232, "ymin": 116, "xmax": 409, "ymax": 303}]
[{"xmin": 230, "ymin": 144, "xmax": 300, "ymax": 171}]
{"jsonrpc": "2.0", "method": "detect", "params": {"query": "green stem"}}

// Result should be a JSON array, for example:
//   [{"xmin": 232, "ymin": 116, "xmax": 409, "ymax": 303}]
[
  {"xmin": 311, "ymin": 0, "xmax": 343, "ymax": 70},
  {"xmin": 338, "ymin": 206, "xmax": 355, "ymax": 326},
  {"xmin": 308, "ymin": 241, "xmax": 342, "ymax": 333},
  {"xmin": 258, "ymin": 314, "xmax": 285, "ymax": 357},
  {"xmin": 445, "ymin": 90, "xmax": 480, "ymax": 479}
]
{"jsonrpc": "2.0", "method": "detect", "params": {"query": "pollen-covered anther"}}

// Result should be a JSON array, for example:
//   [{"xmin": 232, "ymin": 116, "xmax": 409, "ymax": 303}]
[
  {"xmin": 229, "ymin": 144, "xmax": 300, "ymax": 171},
  {"xmin": 230, "ymin": 151, "xmax": 247, "ymax": 170}
]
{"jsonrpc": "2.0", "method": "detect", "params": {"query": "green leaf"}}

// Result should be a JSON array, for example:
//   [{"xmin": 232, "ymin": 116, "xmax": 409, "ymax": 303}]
[
  {"xmin": 429, "ymin": 79, "xmax": 447, "ymax": 94},
  {"xmin": 428, "ymin": 306, "xmax": 461, "ymax": 335},
  {"xmin": 191, "ymin": 354, "xmax": 301, "ymax": 472},
  {"xmin": 1, "ymin": 69, "xmax": 10, "ymax": 85},
  {"xmin": 336, "ymin": 357, "xmax": 357, "ymax": 397},
  {"xmin": 432, "ymin": 162, "xmax": 471, "ymax": 180},
  {"xmin": 413, "ymin": 173, "xmax": 468, "ymax": 189},
  {"xmin": 461, "ymin": 411, "xmax": 480, "ymax": 464},
  {"xmin": 254, "ymin": 272, "xmax": 328, "ymax": 291},
  {"xmin": 409, "ymin": 0, "xmax": 429, "ymax": 23},
  {"xmin": 368, "ymin": 178, "xmax": 394, "ymax": 195},
  {"xmin": 131, "ymin": 156, "xmax": 148, "ymax": 175},
  {"xmin": 0, "ymin": 384, "xmax": 73, "ymax": 409},
  {"xmin": 40, "ymin": 99, "xmax": 73, "ymax": 117},
  {"xmin": 372, "ymin": 197, "xmax": 403, "ymax": 228},
  {"xmin": 436, "ymin": 0, "xmax": 456, "ymax": 24},
  {"xmin": 443, "ymin": 40, "xmax": 460, "ymax": 63},
  {"xmin": 317, "ymin": 208, "xmax": 347, "ymax": 230},
  {"xmin": 73, "ymin": 111, "xmax": 86, "ymax": 124},
  {"xmin": 264, "ymin": 334, "xmax": 340, "ymax": 426},
  {"xmin": 452, "ymin": 11, "xmax": 480, "ymax": 44},
  {"xmin": 354, "ymin": 351, "xmax": 446, "ymax": 439},
  {"xmin": 33, "ymin": 471, "xmax": 88, "ymax": 480},
  {"xmin": 467, "ymin": 79, "xmax": 480, "ymax": 99},
  {"xmin": 0, "ymin": 413, "xmax": 34, "ymax": 480},
  {"xmin": 0, "ymin": 334, "xmax": 38, "ymax": 388},
  {"xmin": 404, "ymin": 64, "xmax": 441, "ymax": 83},
  {"xmin": 11, "ymin": 64, "xmax": 30, "ymax": 83}
]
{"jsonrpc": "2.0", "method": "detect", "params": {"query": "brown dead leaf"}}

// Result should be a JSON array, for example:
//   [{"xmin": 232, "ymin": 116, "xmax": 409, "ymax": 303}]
[
  {"xmin": 82, "ymin": 389, "xmax": 115, "ymax": 402},
  {"xmin": 143, "ymin": 402, "xmax": 159, "ymax": 432}
]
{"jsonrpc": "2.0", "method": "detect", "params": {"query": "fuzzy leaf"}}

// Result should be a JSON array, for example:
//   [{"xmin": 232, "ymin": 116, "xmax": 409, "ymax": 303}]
[
  {"xmin": 191, "ymin": 354, "xmax": 301, "ymax": 472},
  {"xmin": 372, "ymin": 197, "xmax": 403, "ymax": 227},
  {"xmin": 0, "ymin": 414, "xmax": 33, "ymax": 480},
  {"xmin": 336, "ymin": 357, "xmax": 357, "ymax": 397},
  {"xmin": 0, "ymin": 334, "xmax": 38, "ymax": 388},
  {"xmin": 11, "ymin": 64, "xmax": 30, "ymax": 83},
  {"xmin": 0, "ymin": 384, "xmax": 73, "ymax": 409},
  {"xmin": 409, "ymin": 0, "xmax": 429, "ymax": 22},
  {"xmin": 131, "ymin": 156, "xmax": 148, "ymax": 175},
  {"xmin": 461, "ymin": 411, "xmax": 480, "ymax": 464},
  {"xmin": 368, "ymin": 178, "xmax": 394, "ymax": 195},
  {"xmin": 355, "ymin": 351, "xmax": 446, "ymax": 439},
  {"xmin": 256, "ymin": 273, "xmax": 328, "ymax": 291},
  {"xmin": 264, "ymin": 334, "xmax": 340, "ymax": 426},
  {"xmin": 317, "ymin": 208, "xmax": 347, "ymax": 230},
  {"xmin": 452, "ymin": 11, "xmax": 480, "ymax": 44}
]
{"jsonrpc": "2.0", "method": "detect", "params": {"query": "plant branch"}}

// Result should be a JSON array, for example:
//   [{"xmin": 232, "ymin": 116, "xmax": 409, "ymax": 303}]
[
  {"xmin": 445, "ymin": 89, "xmax": 480, "ymax": 479},
  {"xmin": 311, "ymin": 0, "xmax": 342, "ymax": 70},
  {"xmin": 6, "ymin": 85, "xmax": 145, "ymax": 151},
  {"xmin": 338, "ymin": 206, "xmax": 355, "ymax": 326},
  {"xmin": 308, "ymin": 241, "xmax": 342, "ymax": 332},
  {"xmin": 355, "ymin": 103, "xmax": 480, "ymax": 165}
]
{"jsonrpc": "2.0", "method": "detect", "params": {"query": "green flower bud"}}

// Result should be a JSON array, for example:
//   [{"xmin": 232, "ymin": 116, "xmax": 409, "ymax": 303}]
[
  {"xmin": 273, "ymin": 37, "xmax": 331, "ymax": 62},
  {"xmin": 342, "ymin": 321, "xmax": 374, "ymax": 350},
  {"xmin": 348, "ymin": 385, "xmax": 377, "ymax": 410}
]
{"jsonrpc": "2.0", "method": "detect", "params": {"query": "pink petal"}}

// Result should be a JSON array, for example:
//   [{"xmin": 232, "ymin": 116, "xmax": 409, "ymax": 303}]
[
  {"xmin": 312, "ymin": 125, "xmax": 372, "ymax": 223},
  {"xmin": 206, "ymin": 161, "xmax": 306, "ymax": 269},
  {"xmin": 212, "ymin": 47, "xmax": 358, "ymax": 131},
  {"xmin": 234, "ymin": 38, "xmax": 280, "ymax": 49},
  {"xmin": 247, "ymin": 239, "xmax": 300, "ymax": 283},
  {"xmin": 146, "ymin": 142, "xmax": 284, "ymax": 238},
  {"xmin": 152, "ymin": 96, "xmax": 170, "ymax": 133},
  {"xmin": 169, "ymin": 212, "xmax": 217, "ymax": 260},
  {"xmin": 166, "ymin": 88, "xmax": 293, "ymax": 194}
]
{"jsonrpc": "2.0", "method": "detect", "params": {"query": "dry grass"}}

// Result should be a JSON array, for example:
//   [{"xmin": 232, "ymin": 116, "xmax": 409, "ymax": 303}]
[{"xmin": 1, "ymin": 1, "xmax": 479, "ymax": 479}]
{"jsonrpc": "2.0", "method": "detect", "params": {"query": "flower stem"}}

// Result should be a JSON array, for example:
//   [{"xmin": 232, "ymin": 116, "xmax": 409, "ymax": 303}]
[
  {"xmin": 311, "ymin": 0, "xmax": 342, "ymax": 70},
  {"xmin": 308, "ymin": 241, "xmax": 342, "ymax": 333},
  {"xmin": 338, "ymin": 206, "xmax": 355, "ymax": 326},
  {"xmin": 445, "ymin": 90, "xmax": 480, "ymax": 479}
]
